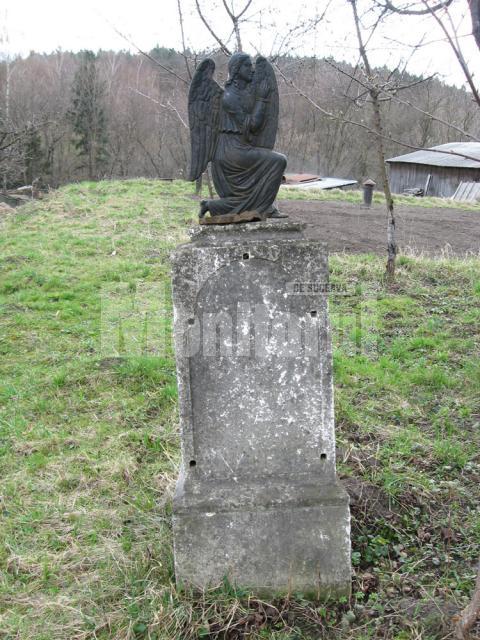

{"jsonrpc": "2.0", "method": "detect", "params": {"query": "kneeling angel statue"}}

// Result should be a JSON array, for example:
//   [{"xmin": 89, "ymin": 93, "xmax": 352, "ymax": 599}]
[{"xmin": 188, "ymin": 53, "xmax": 287, "ymax": 224}]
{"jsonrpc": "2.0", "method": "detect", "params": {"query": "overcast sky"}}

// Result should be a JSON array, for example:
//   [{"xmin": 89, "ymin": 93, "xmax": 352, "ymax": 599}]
[{"xmin": 0, "ymin": 0, "xmax": 477, "ymax": 88}]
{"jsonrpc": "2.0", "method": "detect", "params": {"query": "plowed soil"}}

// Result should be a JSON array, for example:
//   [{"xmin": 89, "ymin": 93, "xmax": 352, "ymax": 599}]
[{"xmin": 280, "ymin": 198, "xmax": 480, "ymax": 255}]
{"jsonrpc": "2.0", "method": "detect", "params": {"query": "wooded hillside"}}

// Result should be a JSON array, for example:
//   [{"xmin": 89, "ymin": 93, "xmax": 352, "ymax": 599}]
[{"xmin": 1, "ymin": 47, "xmax": 478, "ymax": 188}]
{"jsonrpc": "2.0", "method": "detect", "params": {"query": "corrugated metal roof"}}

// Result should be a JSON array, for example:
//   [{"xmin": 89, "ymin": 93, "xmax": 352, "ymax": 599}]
[
  {"xmin": 386, "ymin": 142, "xmax": 480, "ymax": 169},
  {"xmin": 282, "ymin": 173, "xmax": 320, "ymax": 184},
  {"xmin": 281, "ymin": 177, "xmax": 357, "ymax": 190}
]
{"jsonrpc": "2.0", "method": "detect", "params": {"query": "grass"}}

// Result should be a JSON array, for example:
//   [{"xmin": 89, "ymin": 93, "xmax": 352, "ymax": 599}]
[
  {"xmin": 280, "ymin": 185, "xmax": 480, "ymax": 211},
  {"xmin": 0, "ymin": 179, "xmax": 479, "ymax": 639}
]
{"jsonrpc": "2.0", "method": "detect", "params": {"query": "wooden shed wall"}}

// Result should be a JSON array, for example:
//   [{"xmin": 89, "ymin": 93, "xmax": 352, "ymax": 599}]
[{"xmin": 387, "ymin": 163, "xmax": 480, "ymax": 197}]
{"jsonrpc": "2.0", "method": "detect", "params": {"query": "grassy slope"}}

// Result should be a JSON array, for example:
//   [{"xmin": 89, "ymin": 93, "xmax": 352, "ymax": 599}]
[{"xmin": 0, "ymin": 180, "xmax": 479, "ymax": 640}]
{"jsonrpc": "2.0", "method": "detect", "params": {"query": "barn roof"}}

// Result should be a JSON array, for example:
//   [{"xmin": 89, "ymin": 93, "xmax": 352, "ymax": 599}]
[{"xmin": 386, "ymin": 142, "xmax": 480, "ymax": 169}]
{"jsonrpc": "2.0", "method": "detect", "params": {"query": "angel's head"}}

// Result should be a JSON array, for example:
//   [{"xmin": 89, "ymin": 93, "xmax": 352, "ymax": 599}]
[{"xmin": 227, "ymin": 53, "xmax": 253, "ymax": 84}]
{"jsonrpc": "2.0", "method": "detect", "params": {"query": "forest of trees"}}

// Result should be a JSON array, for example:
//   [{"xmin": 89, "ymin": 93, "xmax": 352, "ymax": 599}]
[{"xmin": 1, "ymin": 46, "xmax": 479, "ymax": 190}]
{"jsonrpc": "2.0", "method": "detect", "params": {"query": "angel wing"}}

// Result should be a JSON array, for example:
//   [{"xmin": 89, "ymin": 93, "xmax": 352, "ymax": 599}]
[
  {"xmin": 251, "ymin": 56, "xmax": 279, "ymax": 149},
  {"xmin": 188, "ymin": 59, "xmax": 223, "ymax": 181}
]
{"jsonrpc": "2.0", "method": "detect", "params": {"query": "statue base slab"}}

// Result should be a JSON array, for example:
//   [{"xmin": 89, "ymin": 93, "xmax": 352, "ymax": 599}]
[{"xmin": 199, "ymin": 210, "xmax": 265, "ymax": 225}]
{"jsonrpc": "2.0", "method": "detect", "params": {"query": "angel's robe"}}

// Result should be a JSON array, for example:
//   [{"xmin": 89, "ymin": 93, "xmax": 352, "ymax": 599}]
[{"xmin": 207, "ymin": 83, "xmax": 286, "ymax": 217}]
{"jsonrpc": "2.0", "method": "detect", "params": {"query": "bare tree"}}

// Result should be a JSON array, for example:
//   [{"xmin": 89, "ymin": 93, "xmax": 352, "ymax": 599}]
[
  {"xmin": 348, "ymin": 0, "xmax": 397, "ymax": 278},
  {"xmin": 378, "ymin": 0, "xmax": 480, "ymax": 106},
  {"xmin": 195, "ymin": 0, "xmax": 254, "ymax": 53},
  {"xmin": 195, "ymin": 0, "xmax": 232, "ymax": 55},
  {"xmin": 177, "ymin": 0, "xmax": 192, "ymax": 80},
  {"xmin": 220, "ymin": 0, "xmax": 254, "ymax": 51}
]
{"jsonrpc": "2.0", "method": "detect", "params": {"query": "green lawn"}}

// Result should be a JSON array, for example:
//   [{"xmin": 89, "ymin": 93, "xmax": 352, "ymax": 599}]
[{"xmin": 0, "ymin": 180, "xmax": 479, "ymax": 639}]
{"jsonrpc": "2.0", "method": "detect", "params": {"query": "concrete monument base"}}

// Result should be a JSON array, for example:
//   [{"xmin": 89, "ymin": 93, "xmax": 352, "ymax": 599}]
[
  {"xmin": 171, "ymin": 221, "xmax": 351, "ymax": 597},
  {"xmin": 174, "ymin": 477, "xmax": 350, "ymax": 597}
]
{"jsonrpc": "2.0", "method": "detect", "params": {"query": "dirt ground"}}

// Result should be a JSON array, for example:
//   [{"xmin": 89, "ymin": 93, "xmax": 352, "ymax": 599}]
[{"xmin": 280, "ymin": 198, "xmax": 480, "ymax": 256}]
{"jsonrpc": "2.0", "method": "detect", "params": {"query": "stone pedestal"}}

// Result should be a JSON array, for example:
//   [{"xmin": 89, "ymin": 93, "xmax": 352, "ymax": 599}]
[{"xmin": 171, "ymin": 222, "xmax": 351, "ymax": 597}]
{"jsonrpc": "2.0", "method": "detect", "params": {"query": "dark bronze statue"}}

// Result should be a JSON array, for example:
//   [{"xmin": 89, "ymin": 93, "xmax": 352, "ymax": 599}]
[{"xmin": 188, "ymin": 53, "xmax": 287, "ymax": 224}]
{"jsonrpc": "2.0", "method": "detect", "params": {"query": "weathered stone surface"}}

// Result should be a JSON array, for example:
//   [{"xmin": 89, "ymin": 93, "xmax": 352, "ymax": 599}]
[{"xmin": 171, "ymin": 221, "xmax": 351, "ymax": 597}]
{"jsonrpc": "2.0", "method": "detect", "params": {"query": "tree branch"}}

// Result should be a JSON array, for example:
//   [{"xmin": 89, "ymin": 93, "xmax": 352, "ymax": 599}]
[
  {"xmin": 109, "ymin": 23, "xmax": 189, "ymax": 85},
  {"xmin": 389, "ymin": 93, "xmax": 480, "ymax": 141},
  {"xmin": 420, "ymin": 0, "xmax": 480, "ymax": 107},
  {"xmin": 177, "ymin": 0, "xmax": 192, "ymax": 80},
  {"xmin": 379, "ymin": 0, "xmax": 453, "ymax": 15},
  {"xmin": 222, "ymin": 0, "xmax": 242, "ymax": 50},
  {"xmin": 237, "ymin": 0, "xmax": 254, "ymax": 20},
  {"xmin": 195, "ymin": 0, "xmax": 232, "ymax": 55},
  {"xmin": 325, "ymin": 59, "xmax": 479, "ymax": 141},
  {"xmin": 379, "ymin": 0, "xmax": 480, "ymax": 105},
  {"xmin": 274, "ymin": 63, "xmax": 480, "ymax": 163},
  {"xmin": 128, "ymin": 88, "xmax": 188, "ymax": 129}
]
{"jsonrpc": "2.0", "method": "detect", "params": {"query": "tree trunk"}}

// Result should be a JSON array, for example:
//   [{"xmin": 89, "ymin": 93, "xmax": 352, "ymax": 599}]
[
  {"xmin": 206, "ymin": 166, "xmax": 214, "ymax": 197},
  {"xmin": 454, "ymin": 560, "xmax": 480, "ymax": 639},
  {"xmin": 371, "ymin": 93, "xmax": 396, "ymax": 280},
  {"xmin": 88, "ymin": 140, "xmax": 94, "ymax": 181}
]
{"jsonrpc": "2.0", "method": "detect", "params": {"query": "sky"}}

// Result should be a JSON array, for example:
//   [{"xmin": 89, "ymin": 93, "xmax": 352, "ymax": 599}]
[{"xmin": 0, "ymin": 0, "xmax": 478, "ymax": 88}]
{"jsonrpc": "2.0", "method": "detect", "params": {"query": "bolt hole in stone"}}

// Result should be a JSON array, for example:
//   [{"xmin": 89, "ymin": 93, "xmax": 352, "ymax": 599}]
[
  {"xmin": 188, "ymin": 318, "xmax": 195, "ymax": 325},
  {"xmin": 243, "ymin": 253, "xmax": 250, "ymax": 260},
  {"xmin": 189, "ymin": 460, "xmax": 197, "ymax": 468},
  {"xmin": 321, "ymin": 453, "xmax": 327, "ymax": 460},
  {"xmin": 310, "ymin": 310, "xmax": 317, "ymax": 318}
]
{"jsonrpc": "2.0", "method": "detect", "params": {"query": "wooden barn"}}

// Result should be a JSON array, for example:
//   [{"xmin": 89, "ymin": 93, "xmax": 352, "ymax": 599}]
[{"xmin": 386, "ymin": 142, "xmax": 480, "ymax": 198}]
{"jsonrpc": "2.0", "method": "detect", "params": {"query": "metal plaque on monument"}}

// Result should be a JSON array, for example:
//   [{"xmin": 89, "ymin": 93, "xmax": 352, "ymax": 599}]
[{"xmin": 171, "ymin": 54, "xmax": 351, "ymax": 597}]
